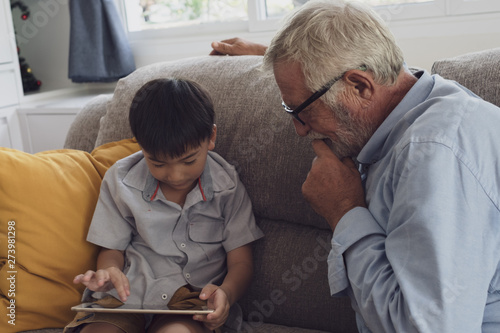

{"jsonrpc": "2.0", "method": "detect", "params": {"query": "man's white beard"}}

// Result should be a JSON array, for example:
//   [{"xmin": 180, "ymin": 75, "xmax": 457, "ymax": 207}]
[
  {"xmin": 306, "ymin": 131, "xmax": 329, "ymax": 141},
  {"xmin": 305, "ymin": 107, "xmax": 376, "ymax": 159}
]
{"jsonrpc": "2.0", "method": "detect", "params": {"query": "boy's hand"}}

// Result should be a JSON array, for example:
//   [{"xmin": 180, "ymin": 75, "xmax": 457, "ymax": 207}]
[
  {"xmin": 73, "ymin": 267, "xmax": 130, "ymax": 302},
  {"xmin": 193, "ymin": 284, "xmax": 230, "ymax": 331}
]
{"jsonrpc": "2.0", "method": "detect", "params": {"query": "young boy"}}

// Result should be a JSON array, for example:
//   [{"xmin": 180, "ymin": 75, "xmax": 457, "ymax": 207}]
[{"xmin": 65, "ymin": 78, "xmax": 264, "ymax": 333}]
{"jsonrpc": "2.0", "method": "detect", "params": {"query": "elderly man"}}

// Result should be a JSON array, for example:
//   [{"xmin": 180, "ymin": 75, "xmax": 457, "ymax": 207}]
[{"xmin": 211, "ymin": 0, "xmax": 500, "ymax": 332}]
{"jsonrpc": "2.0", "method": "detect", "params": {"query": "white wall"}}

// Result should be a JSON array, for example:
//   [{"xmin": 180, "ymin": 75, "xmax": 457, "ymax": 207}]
[
  {"xmin": 390, "ymin": 12, "xmax": 500, "ymax": 71},
  {"xmin": 129, "ymin": 12, "xmax": 500, "ymax": 72},
  {"xmin": 11, "ymin": 0, "xmax": 76, "ymax": 94}
]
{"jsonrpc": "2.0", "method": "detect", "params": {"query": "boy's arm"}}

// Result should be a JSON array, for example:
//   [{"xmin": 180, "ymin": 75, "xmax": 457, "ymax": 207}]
[
  {"xmin": 196, "ymin": 244, "xmax": 254, "ymax": 330},
  {"xmin": 74, "ymin": 247, "xmax": 130, "ymax": 302},
  {"xmin": 219, "ymin": 244, "xmax": 254, "ymax": 306}
]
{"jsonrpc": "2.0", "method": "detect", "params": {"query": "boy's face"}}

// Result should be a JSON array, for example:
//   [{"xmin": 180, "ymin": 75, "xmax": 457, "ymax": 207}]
[{"xmin": 143, "ymin": 126, "xmax": 217, "ymax": 195}]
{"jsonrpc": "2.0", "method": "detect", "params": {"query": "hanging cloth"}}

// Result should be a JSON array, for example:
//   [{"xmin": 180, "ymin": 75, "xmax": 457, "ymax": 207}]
[{"xmin": 68, "ymin": 0, "xmax": 136, "ymax": 83}]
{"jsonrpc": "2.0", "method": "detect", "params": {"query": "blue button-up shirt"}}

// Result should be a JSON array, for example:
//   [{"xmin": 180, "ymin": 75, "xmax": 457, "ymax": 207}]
[{"xmin": 328, "ymin": 71, "xmax": 500, "ymax": 332}]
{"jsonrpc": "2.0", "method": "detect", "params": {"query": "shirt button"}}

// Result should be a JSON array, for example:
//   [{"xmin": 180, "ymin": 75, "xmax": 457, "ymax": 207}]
[
  {"xmin": 180, "ymin": 243, "xmax": 186, "ymax": 248},
  {"xmin": 161, "ymin": 294, "xmax": 168, "ymax": 300},
  {"xmin": 185, "ymin": 273, "xmax": 191, "ymax": 279}
]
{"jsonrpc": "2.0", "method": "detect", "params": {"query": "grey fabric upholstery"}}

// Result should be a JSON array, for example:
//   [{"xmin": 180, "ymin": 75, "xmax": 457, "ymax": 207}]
[
  {"xmin": 63, "ymin": 94, "xmax": 111, "ymax": 152},
  {"xmin": 431, "ymin": 48, "xmax": 500, "ymax": 107},
  {"xmin": 46, "ymin": 48, "xmax": 498, "ymax": 333}
]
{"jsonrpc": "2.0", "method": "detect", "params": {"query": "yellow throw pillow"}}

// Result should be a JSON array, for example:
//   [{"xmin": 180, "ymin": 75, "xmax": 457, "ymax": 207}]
[
  {"xmin": 0, "ymin": 138, "xmax": 140, "ymax": 331},
  {"xmin": 90, "ymin": 138, "xmax": 141, "ymax": 176}
]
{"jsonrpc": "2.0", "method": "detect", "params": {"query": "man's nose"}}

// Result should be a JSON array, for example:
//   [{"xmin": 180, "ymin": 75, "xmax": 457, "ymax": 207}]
[{"xmin": 292, "ymin": 118, "xmax": 311, "ymax": 137}]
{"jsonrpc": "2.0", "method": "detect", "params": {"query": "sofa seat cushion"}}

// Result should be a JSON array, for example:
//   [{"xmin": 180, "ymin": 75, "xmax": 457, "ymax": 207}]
[
  {"xmin": 0, "ymin": 139, "xmax": 140, "ymax": 332},
  {"xmin": 239, "ymin": 219, "xmax": 356, "ymax": 333}
]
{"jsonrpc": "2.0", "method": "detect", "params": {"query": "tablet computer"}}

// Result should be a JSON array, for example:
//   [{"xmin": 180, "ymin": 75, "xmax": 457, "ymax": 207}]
[{"xmin": 71, "ymin": 302, "xmax": 214, "ymax": 315}]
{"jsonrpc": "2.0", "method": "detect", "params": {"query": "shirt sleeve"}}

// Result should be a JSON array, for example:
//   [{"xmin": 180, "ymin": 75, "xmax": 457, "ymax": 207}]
[
  {"xmin": 221, "ymin": 173, "xmax": 264, "ymax": 252},
  {"xmin": 86, "ymin": 165, "xmax": 135, "ymax": 251},
  {"xmin": 329, "ymin": 141, "xmax": 497, "ymax": 332}
]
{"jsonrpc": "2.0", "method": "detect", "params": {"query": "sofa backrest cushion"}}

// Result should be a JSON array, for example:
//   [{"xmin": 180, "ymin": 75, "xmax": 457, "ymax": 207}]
[
  {"xmin": 0, "ymin": 139, "xmax": 140, "ymax": 332},
  {"xmin": 96, "ymin": 55, "xmax": 327, "ymax": 229},
  {"xmin": 431, "ymin": 48, "xmax": 500, "ymax": 108}
]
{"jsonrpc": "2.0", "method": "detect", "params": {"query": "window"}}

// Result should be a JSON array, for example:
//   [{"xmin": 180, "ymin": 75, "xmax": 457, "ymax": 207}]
[
  {"xmin": 124, "ymin": 0, "xmax": 248, "ymax": 32},
  {"xmin": 120, "ymin": 0, "xmax": 500, "ymax": 34}
]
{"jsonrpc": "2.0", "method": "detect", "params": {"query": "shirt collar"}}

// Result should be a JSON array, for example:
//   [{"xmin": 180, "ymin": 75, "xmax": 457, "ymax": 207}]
[{"xmin": 356, "ymin": 70, "xmax": 433, "ymax": 166}]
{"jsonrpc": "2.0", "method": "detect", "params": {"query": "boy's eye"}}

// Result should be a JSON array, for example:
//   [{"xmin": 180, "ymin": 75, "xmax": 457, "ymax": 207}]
[
  {"xmin": 153, "ymin": 164, "xmax": 164, "ymax": 168},
  {"xmin": 184, "ymin": 160, "xmax": 196, "ymax": 165}
]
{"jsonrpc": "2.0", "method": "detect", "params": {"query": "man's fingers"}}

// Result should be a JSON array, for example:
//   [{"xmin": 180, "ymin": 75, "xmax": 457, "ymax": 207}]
[
  {"xmin": 210, "ymin": 41, "xmax": 234, "ymax": 55},
  {"xmin": 311, "ymin": 139, "xmax": 338, "ymax": 159}
]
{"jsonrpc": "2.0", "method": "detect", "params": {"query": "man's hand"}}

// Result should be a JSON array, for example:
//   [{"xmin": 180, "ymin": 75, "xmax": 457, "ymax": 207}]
[
  {"xmin": 209, "ymin": 37, "xmax": 267, "ymax": 56},
  {"xmin": 302, "ymin": 140, "xmax": 366, "ymax": 231},
  {"xmin": 193, "ymin": 284, "xmax": 230, "ymax": 331},
  {"xmin": 73, "ymin": 267, "xmax": 130, "ymax": 302}
]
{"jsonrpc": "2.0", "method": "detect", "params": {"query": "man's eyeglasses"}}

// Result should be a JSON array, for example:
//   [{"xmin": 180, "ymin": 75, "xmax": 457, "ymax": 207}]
[{"xmin": 282, "ymin": 65, "xmax": 367, "ymax": 125}]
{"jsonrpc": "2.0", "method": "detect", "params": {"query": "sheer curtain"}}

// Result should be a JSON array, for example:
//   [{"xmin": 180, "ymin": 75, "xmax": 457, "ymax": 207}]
[{"xmin": 68, "ymin": 0, "xmax": 135, "ymax": 83}]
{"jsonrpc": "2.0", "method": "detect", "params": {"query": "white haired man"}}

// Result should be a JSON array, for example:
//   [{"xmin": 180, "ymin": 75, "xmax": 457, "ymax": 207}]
[{"xmin": 211, "ymin": 0, "xmax": 500, "ymax": 332}]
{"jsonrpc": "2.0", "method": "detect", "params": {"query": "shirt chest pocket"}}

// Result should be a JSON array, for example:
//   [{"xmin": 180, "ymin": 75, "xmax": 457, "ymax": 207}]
[
  {"xmin": 188, "ymin": 219, "xmax": 225, "ymax": 260},
  {"xmin": 188, "ymin": 220, "xmax": 224, "ymax": 243}
]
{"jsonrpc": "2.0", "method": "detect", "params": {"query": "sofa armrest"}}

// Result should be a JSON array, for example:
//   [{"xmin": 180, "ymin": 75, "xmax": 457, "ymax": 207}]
[{"xmin": 63, "ymin": 94, "xmax": 111, "ymax": 152}]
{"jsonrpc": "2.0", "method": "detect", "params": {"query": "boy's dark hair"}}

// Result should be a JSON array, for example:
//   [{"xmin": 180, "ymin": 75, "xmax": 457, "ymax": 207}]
[{"xmin": 129, "ymin": 78, "xmax": 215, "ymax": 159}]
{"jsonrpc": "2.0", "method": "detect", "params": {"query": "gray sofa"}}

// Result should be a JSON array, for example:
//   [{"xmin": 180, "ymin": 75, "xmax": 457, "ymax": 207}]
[{"xmin": 26, "ymin": 47, "xmax": 500, "ymax": 333}]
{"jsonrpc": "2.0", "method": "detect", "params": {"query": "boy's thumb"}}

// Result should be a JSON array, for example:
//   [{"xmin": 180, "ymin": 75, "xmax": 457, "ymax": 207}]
[{"xmin": 200, "ymin": 284, "xmax": 218, "ymax": 300}]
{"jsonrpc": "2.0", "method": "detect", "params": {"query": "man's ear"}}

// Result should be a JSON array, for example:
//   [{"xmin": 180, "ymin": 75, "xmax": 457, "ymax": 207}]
[
  {"xmin": 343, "ymin": 69, "xmax": 374, "ymax": 102},
  {"xmin": 208, "ymin": 124, "xmax": 217, "ymax": 150}
]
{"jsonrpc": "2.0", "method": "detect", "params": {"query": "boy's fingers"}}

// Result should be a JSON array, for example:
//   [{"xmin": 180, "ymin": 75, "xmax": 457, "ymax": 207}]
[
  {"xmin": 110, "ymin": 273, "xmax": 130, "ymax": 302},
  {"xmin": 73, "ymin": 274, "xmax": 84, "ymax": 283},
  {"xmin": 94, "ymin": 269, "xmax": 110, "ymax": 286},
  {"xmin": 199, "ymin": 284, "xmax": 217, "ymax": 301},
  {"xmin": 81, "ymin": 270, "xmax": 96, "ymax": 282},
  {"xmin": 121, "ymin": 274, "xmax": 131, "ymax": 296}
]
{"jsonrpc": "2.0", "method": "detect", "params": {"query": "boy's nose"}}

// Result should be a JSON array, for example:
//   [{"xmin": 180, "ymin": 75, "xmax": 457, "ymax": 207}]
[{"xmin": 165, "ymin": 168, "xmax": 183, "ymax": 182}]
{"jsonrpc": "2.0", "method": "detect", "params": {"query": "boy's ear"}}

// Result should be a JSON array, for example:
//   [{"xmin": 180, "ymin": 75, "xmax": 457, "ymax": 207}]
[{"xmin": 208, "ymin": 124, "xmax": 217, "ymax": 150}]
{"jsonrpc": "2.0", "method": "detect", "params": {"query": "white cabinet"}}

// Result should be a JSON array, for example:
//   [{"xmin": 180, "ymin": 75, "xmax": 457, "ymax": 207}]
[
  {"xmin": 0, "ymin": 106, "xmax": 23, "ymax": 149},
  {"xmin": 17, "ymin": 108, "xmax": 78, "ymax": 153},
  {"xmin": 17, "ymin": 90, "xmax": 114, "ymax": 153},
  {"xmin": 0, "ymin": 68, "xmax": 20, "ymax": 108},
  {"xmin": 0, "ymin": 0, "xmax": 24, "ymax": 150}
]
